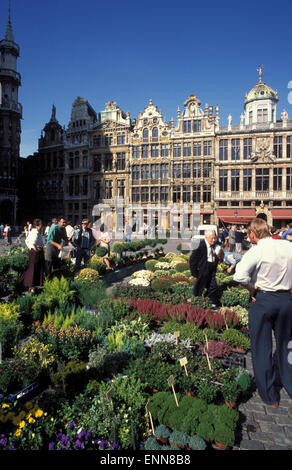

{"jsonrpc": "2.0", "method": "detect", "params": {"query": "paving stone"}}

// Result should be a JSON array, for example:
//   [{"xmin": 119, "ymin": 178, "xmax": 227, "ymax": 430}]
[
  {"xmin": 272, "ymin": 434, "xmax": 292, "ymax": 447},
  {"xmin": 265, "ymin": 406, "xmax": 289, "ymax": 416},
  {"xmin": 239, "ymin": 439, "xmax": 265, "ymax": 450},
  {"xmin": 245, "ymin": 402, "xmax": 267, "ymax": 413},
  {"xmin": 258, "ymin": 422, "xmax": 286, "ymax": 435},
  {"xmin": 252, "ymin": 412, "xmax": 275, "ymax": 423},
  {"xmin": 274, "ymin": 415, "xmax": 292, "ymax": 425},
  {"xmin": 284, "ymin": 425, "xmax": 292, "ymax": 437},
  {"xmin": 247, "ymin": 431, "xmax": 275, "ymax": 443}
]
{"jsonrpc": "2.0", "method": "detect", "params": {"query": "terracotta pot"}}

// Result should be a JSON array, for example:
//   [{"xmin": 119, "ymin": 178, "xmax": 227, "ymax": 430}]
[
  {"xmin": 236, "ymin": 347, "xmax": 245, "ymax": 352},
  {"xmin": 152, "ymin": 388, "xmax": 159, "ymax": 393},
  {"xmin": 214, "ymin": 440, "xmax": 228, "ymax": 450},
  {"xmin": 185, "ymin": 391, "xmax": 195, "ymax": 396},
  {"xmin": 159, "ymin": 438, "xmax": 168, "ymax": 444},
  {"xmin": 225, "ymin": 401, "xmax": 236, "ymax": 408},
  {"xmin": 170, "ymin": 442, "xmax": 176, "ymax": 448}
]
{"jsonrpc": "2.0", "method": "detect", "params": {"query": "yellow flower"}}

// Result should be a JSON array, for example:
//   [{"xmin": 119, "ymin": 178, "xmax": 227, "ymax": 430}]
[
  {"xmin": 2, "ymin": 403, "xmax": 10, "ymax": 409},
  {"xmin": 35, "ymin": 409, "xmax": 44, "ymax": 418},
  {"xmin": 32, "ymin": 433, "xmax": 35, "ymax": 438},
  {"xmin": 19, "ymin": 420, "xmax": 25, "ymax": 429},
  {"xmin": 50, "ymin": 417, "xmax": 54, "ymax": 422},
  {"xmin": 15, "ymin": 428, "xmax": 21, "ymax": 437},
  {"xmin": 28, "ymin": 417, "xmax": 36, "ymax": 424},
  {"xmin": 25, "ymin": 402, "xmax": 33, "ymax": 410}
]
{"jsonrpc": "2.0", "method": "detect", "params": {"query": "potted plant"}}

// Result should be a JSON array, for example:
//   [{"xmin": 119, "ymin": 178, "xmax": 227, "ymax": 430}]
[
  {"xmin": 221, "ymin": 381, "xmax": 240, "ymax": 407},
  {"xmin": 188, "ymin": 435, "xmax": 207, "ymax": 450},
  {"xmin": 144, "ymin": 437, "xmax": 162, "ymax": 450},
  {"xmin": 154, "ymin": 424, "xmax": 171, "ymax": 444},
  {"xmin": 213, "ymin": 423, "xmax": 235, "ymax": 450},
  {"xmin": 168, "ymin": 430, "xmax": 189, "ymax": 449}
]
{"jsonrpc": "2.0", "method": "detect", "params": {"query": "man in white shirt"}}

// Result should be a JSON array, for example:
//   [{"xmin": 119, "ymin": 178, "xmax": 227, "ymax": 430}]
[{"xmin": 233, "ymin": 218, "xmax": 292, "ymax": 408}]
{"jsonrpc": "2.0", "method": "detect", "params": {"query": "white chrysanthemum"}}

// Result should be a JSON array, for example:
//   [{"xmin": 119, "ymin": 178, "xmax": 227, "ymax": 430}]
[
  {"xmin": 155, "ymin": 262, "xmax": 171, "ymax": 270},
  {"xmin": 128, "ymin": 278, "xmax": 150, "ymax": 287},
  {"xmin": 132, "ymin": 270, "xmax": 154, "ymax": 281}
]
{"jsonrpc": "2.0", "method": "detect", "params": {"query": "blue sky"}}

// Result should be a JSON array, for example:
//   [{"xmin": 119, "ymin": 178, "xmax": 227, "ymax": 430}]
[{"xmin": 2, "ymin": 0, "xmax": 292, "ymax": 157}]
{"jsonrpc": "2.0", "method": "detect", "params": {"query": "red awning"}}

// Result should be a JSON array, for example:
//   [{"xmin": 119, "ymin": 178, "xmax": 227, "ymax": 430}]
[
  {"xmin": 271, "ymin": 209, "xmax": 292, "ymax": 220},
  {"xmin": 216, "ymin": 209, "xmax": 256, "ymax": 224}
]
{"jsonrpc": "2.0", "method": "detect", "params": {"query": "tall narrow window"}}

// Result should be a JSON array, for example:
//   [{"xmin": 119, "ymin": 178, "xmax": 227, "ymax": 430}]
[
  {"xmin": 219, "ymin": 140, "xmax": 228, "ymax": 160},
  {"xmin": 231, "ymin": 139, "xmax": 240, "ymax": 160},
  {"xmin": 193, "ymin": 120, "xmax": 201, "ymax": 132},
  {"xmin": 203, "ymin": 185, "xmax": 211, "ymax": 202},
  {"xmin": 183, "ymin": 142, "xmax": 191, "ymax": 157},
  {"xmin": 151, "ymin": 164, "xmax": 159, "ymax": 179},
  {"xmin": 193, "ymin": 184, "xmax": 201, "ymax": 202},
  {"xmin": 160, "ymin": 163, "xmax": 169, "ymax": 179},
  {"xmin": 161, "ymin": 144, "xmax": 169, "ymax": 157},
  {"xmin": 243, "ymin": 168, "xmax": 252, "ymax": 191},
  {"xmin": 274, "ymin": 136, "xmax": 282, "ymax": 158},
  {"xmin": 152, "ymin": 127, "xmax": 158, "ymax": 141},
  {"xmin": 244, "ymin": 138, "xmax": 252, "ymax": 159},
  {"xmin": 151, "ymin": 144, "xmax": 159, "ymax": 157},
  {"xmin": 141, "ymin": 164, "xmax": 149, "ymax": 180},
  {"xmin": 287, "ymin": 167, "xmax": 292, "ymax": 190},
  {"xmin": 142, "ymin": 145, "xmax": 149, "ymax": 158},
  {"xmin": 204, "ymin": 141, "xmax": 212, "ymax": 156},
  {"xmin": 287, "ymin": 136, "xmax": 292, "ymax": 158},
  {"xmin": 132, "ymin": 187, "xmax": 140, "ymax": 202},
  {"xmin": 257, "ymin": 108, "xmax": 268, "ymax": 123},
  {"xmin": 231, "ymin": 169, "xmax": 240, "ymax": 191},
  {"xmin": 203, "ymin": 162, "xmax": 212, "ymax": 178},
  {"xmin": 193, "ymin": 162, "xmax": 201, "ymax": 178},
  {"xmin": 219, "ymin": 169, "xmax": 228, "ymax": 191},
  {"xmin": 132, "ymin": 165, "xmax": 140, "ymax": 180},
  {"xmin": 173, "ymin": 164, "xmax": 181, "ymax": 178},
  {"xmin": 173, "ymin": 143, "xmax": 181, "ymax": 157},
  {"xmin": 142, "ymin": 128, "xmax": 149, "ymax": 142},
  {"xmin": 116, "ymin": 152, "xmax": 126, "ymax": 170},
  {"xmin": 183, "ymin": 120, "xmax": 192, "ymax": 133},
  {"xmin": 132, "ymin": 146, "xmax": 140, "ymax": 158},
  {"xmin": 160, "ymin": 186, "xmax": 169, "ymax": 202},
  {"xmin": 193, "ymin": 141, "xmax": 201, "ymax": 156},
  {"xmin": 183, "ymin": 185, "xmax": 191, "ymax": 202},
  {"xmin": 173, "ymin": 185, "xmax": 181, "ymax": 203},
  {"xmin": 273, "ymin": 167, "xmax": 282, "ymax": 191},
  {"xmin": 183, "ymin": 163, "xmax": 191, "ymax": 178}
]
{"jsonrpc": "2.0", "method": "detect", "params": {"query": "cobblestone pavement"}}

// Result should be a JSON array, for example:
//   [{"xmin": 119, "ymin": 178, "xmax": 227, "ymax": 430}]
[{"xmin": 2, "ymin": 236, "xmax": 292, "ymax": 450}]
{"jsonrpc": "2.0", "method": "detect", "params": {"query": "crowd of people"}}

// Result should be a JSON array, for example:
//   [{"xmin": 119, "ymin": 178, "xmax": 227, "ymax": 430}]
[{"xmin": 12, "ymin": 217, "xmax": 112, "ymax": 294}]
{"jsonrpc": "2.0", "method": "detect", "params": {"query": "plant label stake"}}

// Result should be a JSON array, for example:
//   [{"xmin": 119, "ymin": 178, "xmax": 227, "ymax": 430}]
[
  {"xmin": 146, "ymin": 400, "xmax": 155, "ymax": 435},
  {"xmin": 173, "ymin": 331, "xmax": 180, "ymax": 345},
  {"xmin": 105, "ymin": 387, "xmax": 114, "ymax": 408},
  {"xmin": 0, "ymin": 342, "xmax": 2, "ymax": 364},
  {"xmin": 203, "ymin": 329, "xmax": 212, "ymax": 371},
  {"xmin": 179, "ymin": 357, "xmax": 188, "ymax": 376},
  {"xmin": 167, "ymin": 374, "xmax": 179, "ymax": 407},
  {"xmin": 222, "ymin": 310, "xmax": 229, "ymax": 330}
]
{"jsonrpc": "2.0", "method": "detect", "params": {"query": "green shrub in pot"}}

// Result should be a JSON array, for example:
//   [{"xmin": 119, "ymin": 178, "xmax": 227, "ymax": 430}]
[
  {"xmin": 154, "ymin": 424, "xmax": 171, "ymax": 441},
  {"xmin": 188, "ymin": 435, "xmax": 207, "ymax": 450},
  {"xmin": 214, "ymin": 423, "xmax": 235, "ymax": 448},
  {"xmin": 168, "ymin": 430, "xmax": 189, "ymax": 448}
]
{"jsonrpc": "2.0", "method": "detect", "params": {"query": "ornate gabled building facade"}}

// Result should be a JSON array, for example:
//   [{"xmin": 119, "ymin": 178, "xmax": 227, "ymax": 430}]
[
  {"xmin": 19, "ymin": 64, "xmax": 291, "ymax": 229},
  {"xmin": 215, "ymin": 68, "xmax": 292, "ymax": 227},
  {"xmin": 0, "ymin": 15, "xmax": 22, "ymax": 224}
]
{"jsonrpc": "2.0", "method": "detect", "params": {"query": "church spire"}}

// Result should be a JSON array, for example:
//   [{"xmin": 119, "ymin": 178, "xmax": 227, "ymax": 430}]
[{"xmin": 5, "ymin": 0, "xmax": 14, "ymax": 42}]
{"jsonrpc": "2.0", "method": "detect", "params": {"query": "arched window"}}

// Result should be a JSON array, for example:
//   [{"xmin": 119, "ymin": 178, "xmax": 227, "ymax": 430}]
[
  {"xmin": 143, "ymin": 128, "xmax": 149, "ymax": 142},
  {"xmin": 152, "ymin": 127, "xmax": 158, "ymax": 141}
]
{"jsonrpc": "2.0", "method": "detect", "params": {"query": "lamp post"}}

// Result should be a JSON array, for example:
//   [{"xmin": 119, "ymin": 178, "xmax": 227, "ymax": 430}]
[{"xmin": 234, "ymin": 209, "xmax": 238, "ymax": 225}]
